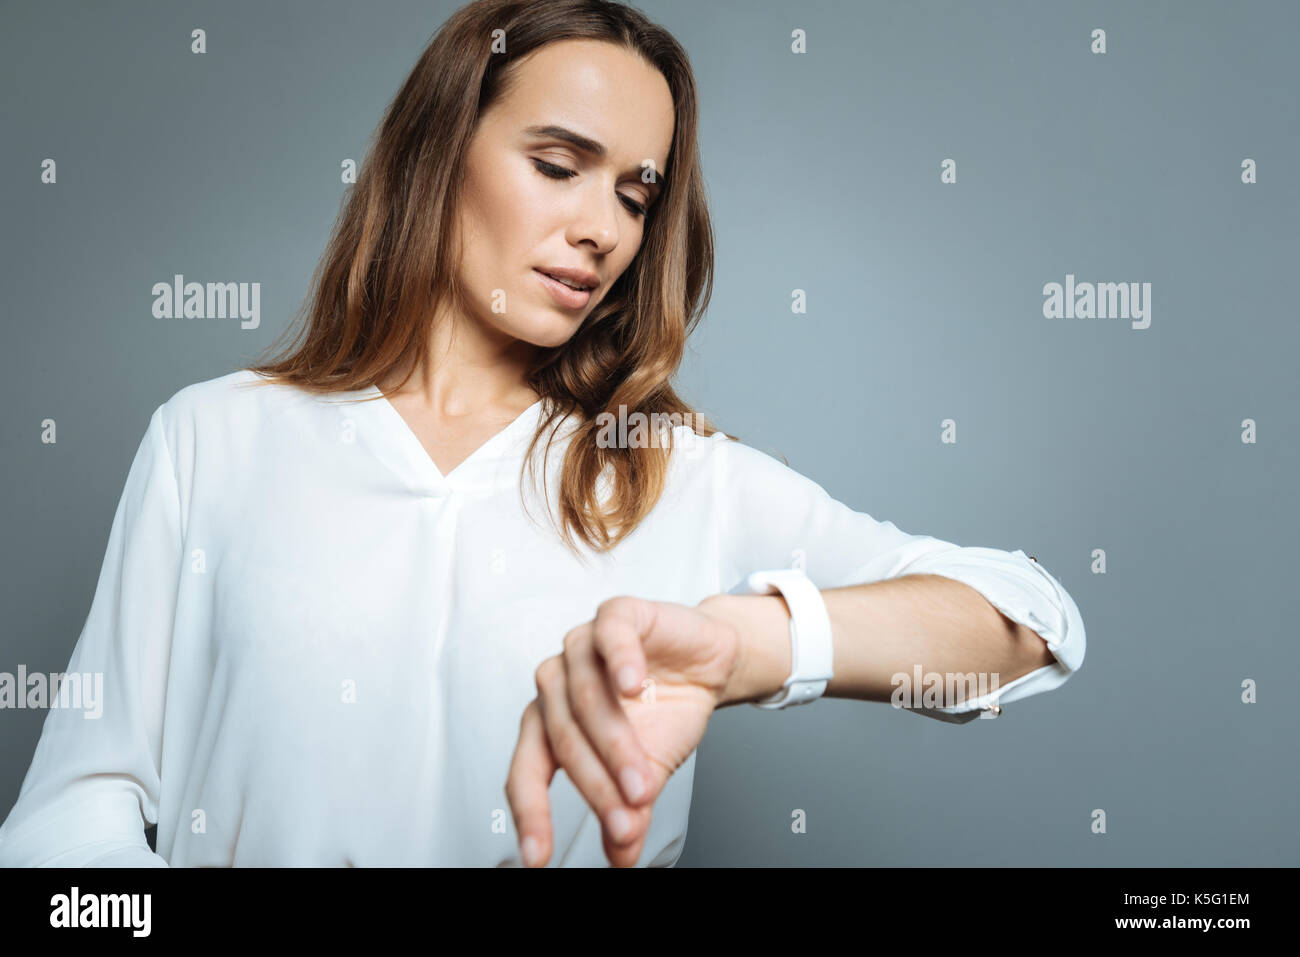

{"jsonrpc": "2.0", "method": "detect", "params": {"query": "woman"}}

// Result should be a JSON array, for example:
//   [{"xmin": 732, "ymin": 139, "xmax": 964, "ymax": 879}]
[{"xmin": 0, "ymin": 0, "xmax": 1084, "ymax": 868}]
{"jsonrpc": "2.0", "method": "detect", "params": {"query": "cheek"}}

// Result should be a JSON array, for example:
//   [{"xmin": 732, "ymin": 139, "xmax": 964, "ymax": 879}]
[
  {"xmin": 461, "ymin": 166, "xmax": 541, "ymax": 263},
  {"xmin": 610, "ymin": 244, "xmax": 642, "ymax": 288},
  {"xmin": 488, "ymin": 159, "xmax": 550, "ymax": 233}
]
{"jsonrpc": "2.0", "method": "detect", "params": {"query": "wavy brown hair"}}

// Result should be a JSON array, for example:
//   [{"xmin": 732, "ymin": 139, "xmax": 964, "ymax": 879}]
[{"xmin": 244, "ymin": 0, "xmax": 732, "ymax": 558}]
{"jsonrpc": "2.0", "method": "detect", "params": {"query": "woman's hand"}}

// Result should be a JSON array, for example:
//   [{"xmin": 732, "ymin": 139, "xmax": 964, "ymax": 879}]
[{"xmin": 506, "ymin": 595, "xmax": 743, "ymax": 867}]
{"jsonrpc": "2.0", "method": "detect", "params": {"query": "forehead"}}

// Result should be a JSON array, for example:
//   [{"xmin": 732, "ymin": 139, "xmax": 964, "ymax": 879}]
[{"xmin": 493, "ymin": 39, "xmax": 675, "ymax": 167}]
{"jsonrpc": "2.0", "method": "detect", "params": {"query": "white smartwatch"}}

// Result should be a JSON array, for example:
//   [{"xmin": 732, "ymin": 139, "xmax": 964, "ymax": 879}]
[{"xmin": 727, "ymin": 568, "xmax": 834, "ymax": 709}]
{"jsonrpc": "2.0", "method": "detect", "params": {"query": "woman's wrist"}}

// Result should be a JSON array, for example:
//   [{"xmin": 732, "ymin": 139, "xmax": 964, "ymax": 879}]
[{"xmin": 695, "ymin": 593, "xmax": 793, "ymax": 707}]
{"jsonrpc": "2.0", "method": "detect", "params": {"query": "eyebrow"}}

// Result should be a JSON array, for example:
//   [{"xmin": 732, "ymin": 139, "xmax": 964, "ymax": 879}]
[{"xmin": 522, "ymin": 124, "xmax": 667, "ymax": 196}]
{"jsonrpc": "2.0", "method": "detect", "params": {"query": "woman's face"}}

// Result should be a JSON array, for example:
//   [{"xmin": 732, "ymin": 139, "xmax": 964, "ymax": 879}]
[{"xmin": 452, "ymin": 39, "xmax": 676, "ymax": 349}]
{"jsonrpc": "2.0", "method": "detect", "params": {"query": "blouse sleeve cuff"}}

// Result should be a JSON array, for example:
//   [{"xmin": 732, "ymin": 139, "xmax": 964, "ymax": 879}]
[
  {"xmin": 889, "ymin": 547, "xmax": 1086, "ymax": 724},
  {"xmin": 82, "ymin": 845, "xmax": 170, "ymax": 867},
  {"xmin": 0, "ymin": 792, "xmax": 168, "ymax": 867}
]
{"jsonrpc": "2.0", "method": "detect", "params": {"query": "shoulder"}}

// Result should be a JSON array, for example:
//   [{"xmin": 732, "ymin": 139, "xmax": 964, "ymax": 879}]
[
  {"xmin": 665, "ymin": 424, "xmax": 843, "ymax": 518},
  {"xmin": 150, "ymin": 368, "xmax": 321, "ymax": 459},
  {"xmin": 157, "ymin": 367, "xmax": 285, "ymax": 417},
  {"xmin": 666, "ymin": 425, "xmax": 791, "ymax": 481},
  {"xmin": 661, "ymin": 424, "xmax": 798, "ymax": 498}
]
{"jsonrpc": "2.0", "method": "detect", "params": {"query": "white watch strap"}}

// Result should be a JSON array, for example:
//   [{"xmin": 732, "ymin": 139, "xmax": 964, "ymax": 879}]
[{"xmin": 726, "ymin": 568, "xmax": 834, "ymax": 709}]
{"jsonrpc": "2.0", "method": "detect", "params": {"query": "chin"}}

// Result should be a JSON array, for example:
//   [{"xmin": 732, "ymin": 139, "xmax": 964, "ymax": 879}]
[{"xmin": 496, "ymin": 313, "xmax": 584, "ymax": 349}]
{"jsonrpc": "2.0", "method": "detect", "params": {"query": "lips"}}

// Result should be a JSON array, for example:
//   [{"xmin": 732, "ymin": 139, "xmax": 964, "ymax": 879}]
[
  {"xmin": 539, "ymin": 271, "xmax": 590, "ymax": 291},
  {"xmin": 535, "ymin": 266, "xmax": 600, "ymax": 291},
  {"xmin": 535, "ymin": 269, "xmax": 594, "ymax": 310}
]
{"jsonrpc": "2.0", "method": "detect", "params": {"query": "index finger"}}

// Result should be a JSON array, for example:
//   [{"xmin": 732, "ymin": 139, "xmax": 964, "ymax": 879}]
[
  {"xmin": 592, "ymin": 596, "xmax": 653, "ymax": 699},
  {"xmin": 506, "ymin": 698, "xmax": 557, "ymax": 868}
]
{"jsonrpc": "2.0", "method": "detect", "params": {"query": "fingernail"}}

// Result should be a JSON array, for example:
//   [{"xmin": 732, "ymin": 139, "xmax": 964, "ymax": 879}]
[
  {"xmin": 521, "ymin": 836, "xmax": 541, "ymax": 867},
  {"xmin": 620, "ymin": 766, "xmax": 645, "ymax": 802},
  {"xmin": 618, "ymin": 666, "xmax": 638, "ymax": 694},
  {"xmin": 607, "ymin": 808, "xmax": 633, "ymax": 842}
]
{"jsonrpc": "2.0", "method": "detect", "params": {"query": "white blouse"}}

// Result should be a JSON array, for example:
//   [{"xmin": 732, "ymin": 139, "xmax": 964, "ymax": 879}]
[{"xmin": 0, "ymin": 369, "xmax": 1085, "ymax": 867}]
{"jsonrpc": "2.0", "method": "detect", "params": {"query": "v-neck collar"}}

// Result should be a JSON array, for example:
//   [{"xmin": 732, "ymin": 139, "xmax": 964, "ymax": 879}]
[{"xmin": 354, "ymin": 385, "xmax": 546, "ymax": 496}]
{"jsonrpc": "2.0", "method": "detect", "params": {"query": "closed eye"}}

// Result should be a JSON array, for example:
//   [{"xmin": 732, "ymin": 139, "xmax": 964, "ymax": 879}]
[{"xmin": 531, "ymin": 158, "xmax": 647, "ymax": 218}]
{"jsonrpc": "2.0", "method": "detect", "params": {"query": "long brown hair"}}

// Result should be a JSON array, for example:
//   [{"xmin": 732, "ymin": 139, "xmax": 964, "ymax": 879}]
[{"xmin": 246, "ymin": 0, "xmax": 731, "ymax": 558}]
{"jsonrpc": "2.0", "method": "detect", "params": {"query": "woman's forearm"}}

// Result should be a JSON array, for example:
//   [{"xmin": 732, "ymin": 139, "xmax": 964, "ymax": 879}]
[{"xmin": 700, "ymin": 574, "xmax": 1058, "ymax": 709}]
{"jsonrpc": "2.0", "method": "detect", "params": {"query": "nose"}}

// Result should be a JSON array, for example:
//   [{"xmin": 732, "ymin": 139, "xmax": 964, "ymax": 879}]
[{"xmin": 565, "ymin": 175, "xmax": 621, "ymax": 254}]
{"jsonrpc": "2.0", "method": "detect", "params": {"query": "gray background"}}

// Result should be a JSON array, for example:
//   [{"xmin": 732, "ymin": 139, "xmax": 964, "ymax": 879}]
[{"xmin": 2, "ymin": 0, "xmax": 1296, "ymax": 866}]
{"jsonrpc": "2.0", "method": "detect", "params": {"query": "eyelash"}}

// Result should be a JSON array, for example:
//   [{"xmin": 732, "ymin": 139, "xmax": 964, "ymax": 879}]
[{"xmin": 531, "ymin": 158, "xmax": 648, "ymax": 219}]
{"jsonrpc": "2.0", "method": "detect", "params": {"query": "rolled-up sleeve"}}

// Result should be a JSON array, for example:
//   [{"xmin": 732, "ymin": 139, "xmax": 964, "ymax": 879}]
[
  {"xmin": 0, "ymin": 405, "xmax": 179, "ymax": 866},
  {"xmin": 710, "ymin": 434, "xmax": 1085, "ymax": 723}
]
